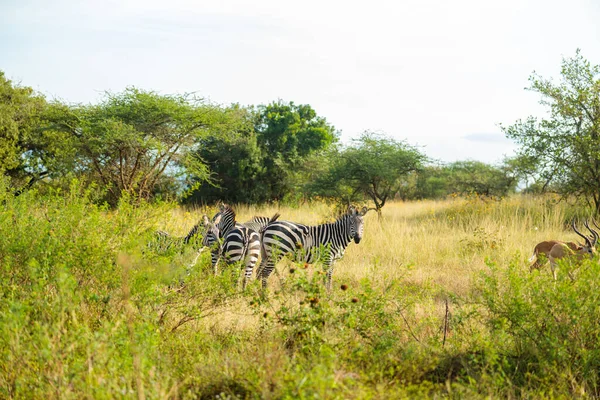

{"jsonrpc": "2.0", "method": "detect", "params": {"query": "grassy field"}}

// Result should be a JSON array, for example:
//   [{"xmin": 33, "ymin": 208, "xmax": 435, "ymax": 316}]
[{"xmin": 2, "ymin": 186, "xmax": 600, "ymax": 398}]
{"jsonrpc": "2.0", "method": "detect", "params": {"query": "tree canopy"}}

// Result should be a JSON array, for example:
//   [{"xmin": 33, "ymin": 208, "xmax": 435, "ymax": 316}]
[
  {"xmin": 503, "ymin": 50, "xmax": 600, "ymax": 212},
  {"xmin": 35, "ymin": 89, "xmax": 244, "ymax": 205},
  {"xmin": 253, "ymin": 101, "xmax": 338, "ymax": 201},
  {"xmin": 0, "ymin": 71, "xmax": 47, "ymax": 190},
  {"xmin": 309, "ymin": 132, "xmax": 427, "ymax": 214}
]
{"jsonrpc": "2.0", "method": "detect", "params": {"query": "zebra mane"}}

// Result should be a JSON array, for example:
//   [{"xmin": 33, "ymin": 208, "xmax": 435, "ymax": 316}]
[
  {"xmin": 336, "ymin": 205, "xmax": 369, "ymax": 218},
  {"xmin": 213, "ymin": 203, "xmax": 236, "ymax": 222},
  {"xmin": 212, "ymin": 203, "xmax": 237, "ymax": 237},
  {"xmin": 183, "ymin": 219, "xmax": 204, "ymax": 244},
  {"xmin": 246, "ymin": 212, "xmax": 281, "ymax": 224}
]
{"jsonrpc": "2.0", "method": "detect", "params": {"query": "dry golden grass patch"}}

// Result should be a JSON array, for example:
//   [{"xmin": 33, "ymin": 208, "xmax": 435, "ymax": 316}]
[
  {"xmin": 158, "ymin": 196, "xmax": 583, "ymax": 291},
  {"xmin": 154, "ymin": 196, "xmax": 583, "ymax": 332}
]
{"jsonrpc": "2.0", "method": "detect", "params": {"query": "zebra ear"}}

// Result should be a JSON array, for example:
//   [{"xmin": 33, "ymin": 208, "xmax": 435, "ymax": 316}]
[
  {"xmin": 347, "ymin": 205, "xmax": 357, "ymax": 215},
  {"xmin": 219, "ymin": 202, "xmax": 225, "ymax": 212},
  {"xmin": 213, "ymin": 213, "xmax": 223, "ymax": 225},
  {"xmin": 202, "ymin": 215, "xmax": 210, "ymax": 226},
  {"xmin": 360, "ymin": 206, "xmax": 368, "ymax": 216}
]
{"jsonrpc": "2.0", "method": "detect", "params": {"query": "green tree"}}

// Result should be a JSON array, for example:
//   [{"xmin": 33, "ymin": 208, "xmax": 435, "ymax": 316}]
[
  {"xmin": 310, "ymin": 132, "xmax": 427, "ymax": 216},
  {"xmin": 0, "ymin": 71, "xmax": 47, "ymax": 191},
  {"xmin": 186, "ymin": 111, "xmax": 265, "ymax": 204},
  {"xmin": 254, "ymin": 101, "xmax": 338, "ymax": 200},
  {"xmin": 38, "ymin": 88, "xmax": 241, "ymax": 206},
  {"xmin": 503, "ymin": 50, "xmax": 600, "ymax": 212},
  {"xmin": 413, "ymin": 165, "xmax": 451, "ymax": 200},
  {"xmin": 446, "ymin": 161, "xmax": 517, "ymax": 197}
]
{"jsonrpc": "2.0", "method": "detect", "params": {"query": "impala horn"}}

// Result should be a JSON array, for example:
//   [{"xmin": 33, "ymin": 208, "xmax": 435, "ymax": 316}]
[
  {"xmin": 572, "ymin": 219, "xmax": 593, "ymax": 248},
  {"xmin": 584, "ymin": 219, "xmax": 599, "ymax": 246}
]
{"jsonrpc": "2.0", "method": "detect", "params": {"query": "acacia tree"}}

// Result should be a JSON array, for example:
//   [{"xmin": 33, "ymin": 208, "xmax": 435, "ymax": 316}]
[
  {"xmin": 38, "ymin": 88, "xmax": 242, "ymax": 206},
  {"xmin": 0, "ymin": 71, "xmax": 47, "ymax": 191},
  {"xmin": 503, "ymin": 50, "xmax": 600, "ymax": 212},
  {"xmin": 310, "ymin": 132, "xmax": 427, "ymax": 216}
]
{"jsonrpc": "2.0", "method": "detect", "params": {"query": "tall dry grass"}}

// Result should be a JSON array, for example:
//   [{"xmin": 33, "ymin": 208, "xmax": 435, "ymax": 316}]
[
  {"xmin": 158, "ymin": 195, "xmax": 575, "ymax": 297},
  {"xmin": 150, "ymin": 195, "xmax": 581, "ymax": 334}
]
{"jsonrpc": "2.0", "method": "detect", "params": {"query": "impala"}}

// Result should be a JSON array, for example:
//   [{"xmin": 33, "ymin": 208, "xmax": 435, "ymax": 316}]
[
  {"xmin": 529, "ymin": 239, "xmax": 580, "ymax": 271},
  {"xmin": 547, "ymin": 221, "xmax": 597, "ymax": 280}
]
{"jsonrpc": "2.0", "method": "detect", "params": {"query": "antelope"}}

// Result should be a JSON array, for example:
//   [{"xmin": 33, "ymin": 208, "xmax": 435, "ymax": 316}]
[
  {"xmin": 547, "ymin": 221, "xmax": 597, "ymax": 280},
  {"xmin": 529, "ymin": 240, "xmax": 580, "ymax": 271},
  {"xmin": 528, "ymin": 220, "xmax": 599, "ymax": 271}
]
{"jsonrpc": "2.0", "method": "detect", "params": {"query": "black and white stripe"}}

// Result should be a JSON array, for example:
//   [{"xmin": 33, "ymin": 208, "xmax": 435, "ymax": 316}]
[
  {"xmin": 242, "ymin": 215, "xmax": 281, "ymax": 233},
  {"xmin": 202, "ymin": 206, "xmax": 280, "ymax": 288},
  {"xmin": 201, "ymin": 204, "xmax": 238, "ymax": 272},
  {"xmin": 257, "ymin": 206, "xmax": 367, "ymax": 289}
]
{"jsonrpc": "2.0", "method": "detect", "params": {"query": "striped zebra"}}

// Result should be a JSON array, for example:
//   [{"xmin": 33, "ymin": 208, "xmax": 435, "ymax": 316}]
[
  {"xmin": 148, "ymin": 214, "xmax": 209, "ymax": 255},
  {"xmin": 257, "ymin": 205, "xmax": 368, "ymax": 290},
  {"xmin": 202, "ymin": 204, "xmax": 280, "ymax": 288}
]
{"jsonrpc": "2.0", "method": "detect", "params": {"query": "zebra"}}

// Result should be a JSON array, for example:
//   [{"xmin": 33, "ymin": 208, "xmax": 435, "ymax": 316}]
[
  {"xmin": 146, "ymin": 204, "xmax": 238, "ymax": 262},
  {"xmin": 148, "ymin": 207, "xmax": 215, "ymax": 251},
  {"xmin": 257, "ymin": 205, "xmax": 368, "ymax": 290},
  {"xmin": 201, "ymin": 204, "xmax": 280, "ymax": 288}
]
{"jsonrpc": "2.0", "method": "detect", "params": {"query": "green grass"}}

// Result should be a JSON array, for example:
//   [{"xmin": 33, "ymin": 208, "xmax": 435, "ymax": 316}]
[{"xmin": 1, "ymin": 183, "xmax": 600, "ymax": 398}]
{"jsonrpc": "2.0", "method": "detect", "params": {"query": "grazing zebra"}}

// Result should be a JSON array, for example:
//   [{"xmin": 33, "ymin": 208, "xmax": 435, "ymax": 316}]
[
  {"xmin": 202, "ymin": 205, "xmax": 280, "ymax": 288},
  {"xmin": 257, "ymin": 205, "xmax": 368, "ymax": 290},
  {"xmin": 149, "ymin": 212, "xmax": 209, "ymax": 252}
]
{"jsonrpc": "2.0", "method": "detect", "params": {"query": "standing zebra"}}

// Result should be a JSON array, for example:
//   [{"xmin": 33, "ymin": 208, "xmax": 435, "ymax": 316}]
[
  {"xmin": 257, "ymin": 205, "xmax": 368, "ymax": 290},
  {"xmin": 202, "ymin": 204, "xmax": 280, "ymax": 289}
]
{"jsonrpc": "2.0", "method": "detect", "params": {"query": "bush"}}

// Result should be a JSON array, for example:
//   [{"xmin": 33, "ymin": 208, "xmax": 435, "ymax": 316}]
[{"xmin": 453, "ymin": 257, "xmax": 600, "ymax": 397}]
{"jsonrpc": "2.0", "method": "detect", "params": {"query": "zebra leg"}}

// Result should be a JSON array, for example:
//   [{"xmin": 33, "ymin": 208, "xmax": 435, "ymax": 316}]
[
  {"xmin": 325, "ymin": 259, "xmax": 336, "ymax": 291},
  {"xmin": 188, "ymin": 248, "xmax": 205, "ymax": 268},
  {"xmin": 257, "ymin": 257, "xmax": 278, "ymax": 289},
  {"xmin": 211, "ymin": 248, "xmax": 221, "ymax": 275},
  {"xmin": 242, "ymin": 249, "xmax": 259, "ymax": 290}
]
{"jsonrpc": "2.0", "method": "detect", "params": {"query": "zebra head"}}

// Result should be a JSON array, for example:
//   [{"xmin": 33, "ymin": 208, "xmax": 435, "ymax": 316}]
[
  {"xmin": 212, "ymin": 203, "xmax": 236, "ymax": 238},
  {"xmin": 346, "ymin": 205, "xmax": 368, "ymax": 244},
  {"xmin": 201, "ymin": 214, "xmax": 222, "ymax": 249}
]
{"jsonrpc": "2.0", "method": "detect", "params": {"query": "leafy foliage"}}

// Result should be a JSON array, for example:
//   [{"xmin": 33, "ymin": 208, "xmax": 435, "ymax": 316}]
[
  {"xmin": 0, "ymin": 72, "xmax": 47, "ymax": 189},
  {"xmin": 253, "ymin": 101, "xmax": 338, "ymax": 201},
  {"xmin": 186, "ymin": 110, "xmax": 265, "ymax": 203},
  {"xmin": 34, "ymin": 89, "xmax": 245, "ymax": 205},
  {"xmin": 309, "ymin": 132, "xmax": 427, "ymax": 213},
  {"xmin": 465, "ymin": 257, "xmax": 600, "ymax": 396},
  {"xmin": 412, "ymin": 161, "xmax": 518, "ymax": 200},
  {"xmin": 503, "ymin": 50, "xmax": 600, "ymax": 211}
]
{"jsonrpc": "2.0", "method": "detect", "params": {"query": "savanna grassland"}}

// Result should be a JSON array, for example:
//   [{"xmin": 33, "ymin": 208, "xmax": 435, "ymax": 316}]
[{"xmin": 2, "ymin": 184, "xmax": 600, "ymax": 399}]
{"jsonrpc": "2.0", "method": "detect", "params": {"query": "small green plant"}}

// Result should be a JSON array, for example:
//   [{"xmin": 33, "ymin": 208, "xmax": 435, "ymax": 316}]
[{"xmin": 461, "ymin": 227, "xmax": 504, "ymax": 253}]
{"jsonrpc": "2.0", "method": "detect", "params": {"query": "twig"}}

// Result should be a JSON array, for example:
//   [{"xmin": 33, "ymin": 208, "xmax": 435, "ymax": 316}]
[
  {"xmin": 443, "ymin": 298, "xmax": 450, "ymax": 347},
  {"xmin": 397, "ymin": 307, "xmax": 421, "ymax": 344}
]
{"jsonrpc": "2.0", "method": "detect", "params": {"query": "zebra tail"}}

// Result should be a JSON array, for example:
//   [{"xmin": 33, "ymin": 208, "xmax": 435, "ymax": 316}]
[
  {"xmin": 269, "ymin": 212, "xmax": 281, "ymax": 223},
  {"xmin": 240, "ymin": 231, "xmax": 250, "ymax": 261}
]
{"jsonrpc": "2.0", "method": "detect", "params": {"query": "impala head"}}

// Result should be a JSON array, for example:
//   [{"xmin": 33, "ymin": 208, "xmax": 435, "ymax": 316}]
[
  {"xmin": 572, "ymin": 220, "xmax": 596, "ymax": 257},
  {"xmin": 346, "ymin": 205, "xmax": 368, "ymax": 244}
]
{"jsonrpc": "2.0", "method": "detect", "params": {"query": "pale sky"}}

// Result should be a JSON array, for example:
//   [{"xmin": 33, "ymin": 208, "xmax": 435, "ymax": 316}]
[{"xmin": 2, "ymin": 0, "xmax": 600, "ymax": 163}]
